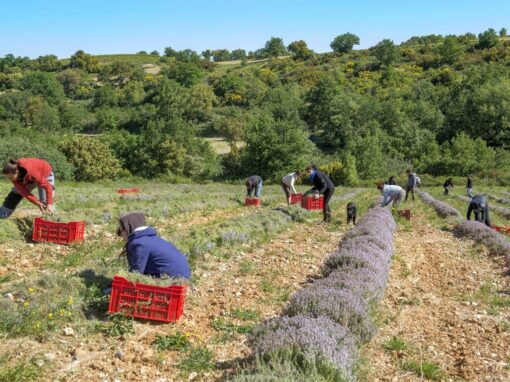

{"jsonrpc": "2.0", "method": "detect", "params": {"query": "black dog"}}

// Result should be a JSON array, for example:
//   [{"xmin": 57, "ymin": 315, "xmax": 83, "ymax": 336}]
[{"xmin": 346, "ymin": 202, "xmax": 357, "ymax": 225}]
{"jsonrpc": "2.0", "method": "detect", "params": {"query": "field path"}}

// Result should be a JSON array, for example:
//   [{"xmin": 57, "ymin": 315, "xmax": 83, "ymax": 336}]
[{"xmin": 363, "ymin": 206, "xmax": 510, "ymax": 381}]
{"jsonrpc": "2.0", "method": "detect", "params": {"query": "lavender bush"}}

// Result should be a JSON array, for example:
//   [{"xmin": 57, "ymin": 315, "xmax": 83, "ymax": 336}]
[
  {"xmin": 249, "ymin": 314, "xmax": 357, "ymax": 381},
  {"xmin": 315, "ymin": 267, "xmax": 388, "ymax": 303},
  {"xmin": 453, "ymin": 220, "xmax": 510, "ymax": 262},
  {"xmin": 285, "ymin": 287, "xmax": 375, "ymax": 342},
  {"xmin": 417, "ymin": 189, "xmax": 461, "ymax": 218},
  {"xmin": 487, "ymin": 194, "xmax": 510, "ymax": 205}
]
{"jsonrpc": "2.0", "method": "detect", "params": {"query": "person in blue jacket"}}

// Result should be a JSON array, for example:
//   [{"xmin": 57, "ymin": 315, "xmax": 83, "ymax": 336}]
[{"xmin": 117, "ymin": 212, "xmax": 191, "ymax": 279}]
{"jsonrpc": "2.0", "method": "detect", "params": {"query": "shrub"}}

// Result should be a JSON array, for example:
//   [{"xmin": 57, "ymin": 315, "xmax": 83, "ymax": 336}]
[
  {"xmin": 60, "ymin": 136, "xmax": 121, "ymax": 181},
  {"xmin": 249, "ymin": 314, "xmax": 357, "ymax": 381}
]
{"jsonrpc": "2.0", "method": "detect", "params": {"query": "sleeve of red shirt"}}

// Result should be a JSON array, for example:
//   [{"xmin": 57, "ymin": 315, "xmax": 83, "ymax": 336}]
[{"xmin": 11, "ymin": 181, "xmax": 39, "ymax": 205}]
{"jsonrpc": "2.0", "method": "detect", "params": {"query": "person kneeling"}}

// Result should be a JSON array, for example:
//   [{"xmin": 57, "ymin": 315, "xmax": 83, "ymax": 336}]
[{"xmin": 118, "ymin": 212, "xmax": 191, "ymax": 279}]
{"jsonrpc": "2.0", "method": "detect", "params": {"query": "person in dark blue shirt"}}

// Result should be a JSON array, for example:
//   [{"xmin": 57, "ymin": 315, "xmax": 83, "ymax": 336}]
[
  {"xmin": 305, "ymin": 165, "xmax": 335, "ymax": 223},
  {"xmin": 117, "ymin": 212, "xmax": 191, "ymax": 279}
]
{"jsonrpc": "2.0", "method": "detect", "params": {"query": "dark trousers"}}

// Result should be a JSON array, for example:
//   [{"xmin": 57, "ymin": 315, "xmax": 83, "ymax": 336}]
[
  {"xmin": 281, "ymin": 181, "xmax": 290, "ymax": 203},
  {"xmin": 405, "ymin": 186, "xmax": 415, "ymax": 201},
  {"xmin": 443, "ymin": 186, "xmax": 449, "ymax": 196},
  {"xmin": 323, "ymin": 188, "xmax": 335, "ymax": 222}
]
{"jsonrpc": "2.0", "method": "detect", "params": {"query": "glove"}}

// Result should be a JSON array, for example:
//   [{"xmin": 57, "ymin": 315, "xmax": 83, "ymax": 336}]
[{"xmin": 314, "ymin": 193, "xmax": 320, "ymax": 200}]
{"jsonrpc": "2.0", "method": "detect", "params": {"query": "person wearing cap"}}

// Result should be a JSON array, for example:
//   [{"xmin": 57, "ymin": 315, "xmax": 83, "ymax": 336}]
[
  {"xmin": 467, "ymin": 195, "xmax": 491, "ymax": 227},
  {"xmin": 117, "ymin": 212, "xmax": 191, "ymax": 279},
  {"xmin": 281, "ymin": 171, "xmax": 303, "ymax": 204}
]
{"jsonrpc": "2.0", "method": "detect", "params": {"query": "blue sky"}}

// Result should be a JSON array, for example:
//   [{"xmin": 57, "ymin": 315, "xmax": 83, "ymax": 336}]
[{"xmin": 0, "ymin": 0, "xmax": 508, "ymax": 58}]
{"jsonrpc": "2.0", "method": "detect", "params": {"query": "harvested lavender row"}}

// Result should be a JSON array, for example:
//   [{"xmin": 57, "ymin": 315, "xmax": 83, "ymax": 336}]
[
  {"xmin": 417, "ymin": 189, "xmax": 461, "ymax": 218},
  {"xmin": 455, "ymin": 195, "xmax": 510, "ymax": 220},
  {"xmin": 487, "ymin": 194, "xmax": 510, "ymax": 205},
  {"xmin": 453, "ymin": 220, "xmax": 510, "ymax": 263},
  {"xmin": 238, "ymin": 207, "xmax": 396, "ymax": 381}
]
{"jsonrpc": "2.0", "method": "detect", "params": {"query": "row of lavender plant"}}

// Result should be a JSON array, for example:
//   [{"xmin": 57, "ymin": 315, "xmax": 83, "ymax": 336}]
[
  {"xmin": 230, "ymin": 207, "xmax": 396, "ymax": 381},
  {"xmin": 455, "ymin": 195, "xmax": 510, "ymax": 220},
  {"xmin": 417, "ymin": 190, "xmax": 510, "ymax": 263},
  {"xmin": 416, "ymin": 189, "xmax": 461, "ymax": 218},
  {"xmin": 487, "ymin": 194, "xmax": 510, "ymax": 205}
]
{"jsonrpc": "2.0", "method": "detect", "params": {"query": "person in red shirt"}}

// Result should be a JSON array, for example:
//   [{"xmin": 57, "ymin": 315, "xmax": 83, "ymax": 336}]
[{"xmin": 0, "ymin": 158, "xmax": 55, "ymax": 218}]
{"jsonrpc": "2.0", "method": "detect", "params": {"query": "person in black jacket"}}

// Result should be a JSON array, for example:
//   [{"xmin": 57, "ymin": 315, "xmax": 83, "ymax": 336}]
[
  {"xmin": 467, "ymin": 194, "xmax": 491, "ymax": 227},
  {"xmin": 305, "ymin": 165, "xmax": 335, "ymax": 223},
  {"xmin": 387, "ymin": 176, "xmax": 396, "ymax": 185},
  {"xmin": 443, "ymin": 178, "xmax": 454, "ymax": 195},
  {"xmin": 245, "ymin": 175, "xmax": 263, "ymax": 197}
]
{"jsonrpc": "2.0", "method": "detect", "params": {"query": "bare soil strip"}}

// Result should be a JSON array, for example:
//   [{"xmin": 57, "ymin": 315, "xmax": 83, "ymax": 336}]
[{"xmin": 363, "ymin": 209, "xmax": 510, "ymax": 382}]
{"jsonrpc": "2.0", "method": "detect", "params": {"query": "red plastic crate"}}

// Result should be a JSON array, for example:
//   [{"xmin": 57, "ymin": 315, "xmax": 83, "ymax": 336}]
[
  {"xmin": 398, "ymin": 209, "xmax": 411, "ymax": 220},
  {"xmin": 108, "ymin": 276, "xmax": 187, "ymax": 323},
  {"xmin": 290, "ymin": 193, "xmax": 302, "ymax": 204},
  {"xmin": 32, "ymin": 217, "xmax": 85, "ymax": 245},
  {"xmin": 492, "ymin": 225, "xmax": 510, "ymax": 235},
  {"xmin": 245, "ymin": 197, "xmax": 261, "ymax": 206},
  {"xmin": 117, "ymin": 188, "xmax": 140, "ymax": 194},
  {"xmin": 301, "ymin": 195, "xmax": 324, "ymax": 210}
]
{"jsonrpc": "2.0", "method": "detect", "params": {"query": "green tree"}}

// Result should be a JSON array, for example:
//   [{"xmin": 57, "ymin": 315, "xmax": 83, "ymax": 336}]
[
  {"xmin": 60, "ymin": 136, "xmax": 121, "ymax": 181},
  {"xmin": 150, "ymin": 50, "xmax": 160, "ymax": 56},
  {"xmin": 287, "ymin": 40, "xmax": 314, "ymax": 59},
  {"xmin": 477, "ymin": 28, "xmax": 500, "ymax": 49},
  {"xmin": 35, "ymin": 54, "xmax": 61, "ymax": 72},
  {"xmin": 330, "ymin": 33, "xmax": 360, "ymax": 53},
  {"xmin": 163, "ymin": 61, "xmax": 204, "ymax": 87},
  {"xmin": 264, "ymin": 37, "xmax": 287, "ymax": 58},
  {"xmin": 242, "ymin": 112, "xmax": 313, "ymax": 180},
  {"xmin": 373, "ymin": 39, "xmax": 400, "ymax": 66},
  {"xmin": 56, "ymin": 68, "xmax": 87, "ymax": 99},
  {"xmin": 19, "ymin": 71, "xmax": 65, "ymax": 106},
  {"xmin": 212, "ymin": 49, "xmax": 231, "ymax": 62},
  {"xmin": 69, "ymin": 50, "xmax": 100, "ymax": 73},
  {"xmin": 31, "ymin": 103, "xmax": 60, "ymax": 131},
  {"xmin": 92, "ymin": 85, "xmax": 118, "ymax": 108},
  {"xmin": 164, "ymin": 46, "xmax": 177, "ymax": 57},
  {"xmin": 338, "ymin": 153, "xmax": 359, "ymax": 186},
  {"xmin": 231, "ymin": 49, "xmax": 247, "ymax": 60},
  {"xmin": 500, "ymin": 27, "xmax": 508, "ymax": 37},
  {"xmin": 437, "ymin": 35, "xmax": 465, "ymax": 65},
  {"xmin": 201, "ymin": 49, "xmax": 213, "ymax": 61}
]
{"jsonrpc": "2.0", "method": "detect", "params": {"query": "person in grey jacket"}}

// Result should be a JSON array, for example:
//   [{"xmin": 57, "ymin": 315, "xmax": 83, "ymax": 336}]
[
  {"xmin": 245, "ymin": 175, "xmax": 263, "ymax": 198},
  {"xmin": 405, "ymin": 169, "xmax": 417, "ymax": 202},
  {"xmin": 467, "ymin": 194, "xmax": 491, "ymax": 227},
  {"xmin": 378, "ymin": 182, "xmax": 406, "ymax": 208}
]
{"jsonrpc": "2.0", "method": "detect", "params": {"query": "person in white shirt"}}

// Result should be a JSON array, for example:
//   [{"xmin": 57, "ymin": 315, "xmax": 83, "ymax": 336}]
[
  {"xmin": 281, "ymin": 171, "xmax": 303, "ymax": 204},
  {"xmin": 377, "ymin": 182, "xmax": 406, "ymax": 208}
]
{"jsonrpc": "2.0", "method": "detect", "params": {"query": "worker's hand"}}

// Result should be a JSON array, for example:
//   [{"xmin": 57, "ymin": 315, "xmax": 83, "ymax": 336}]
[
  {"xmin": 314, "ymin": 193, "xmax": 320, "ymax": 200},
  {"xmin": 44, "ymin": 204, "xmax": 54, "ymax": 215},
  {"xmin": 36, "ymin": 201, "xmax": 45, "ymax": 213}
]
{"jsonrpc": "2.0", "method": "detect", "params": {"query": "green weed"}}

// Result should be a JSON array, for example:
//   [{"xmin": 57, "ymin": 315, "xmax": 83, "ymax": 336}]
[
  {"xmin": 403, "ymin": 359, "xmax": 447, "ymax": 380},
  {"xmin": 153, "ymin": 332, "xmax": 191, "ymax": 352},
  {"xmin": 211, "ymin": 317, "xmax": 253, "ymax": 335},
  {"xmin": 0, "ymin": 354, "xmax": 39, "ymax": 382},
  {"xmin": 104, "ymin": 313, "xmax": 134, "ymax": 337},
  {"xmin": 231, "ymin": 308, "xmax": 260, "ymax": 321},
  {"xmin": 177, "ymin": 347, "xmax": 214, "ymax": 373},
  {"xmin": 383, "ymin": 337, "xmax": 408, "ymax": 352}
]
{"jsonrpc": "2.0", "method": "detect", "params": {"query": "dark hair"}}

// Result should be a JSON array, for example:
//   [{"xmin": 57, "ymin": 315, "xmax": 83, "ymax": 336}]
[
  {"xmin": 305, "ymin": 165, "xmax": 316, "ymax": 172},
  {"xmin": 389, "ymin": 176, "xmax": 395, "ymax": 180},
  {"xmin": 2, "ymin": 159, "xmax": 18, "ymax": 175},
  {"xmin": 406, "ymin": 169, "xmax": 411, "ymax": 173},
  {"xmin": 295, "ymin": 170, "xmax": 303, "ymax": 177},
  {"xmin": 376, "ymin": 182, "xmax": 384, "ymax": 190}
]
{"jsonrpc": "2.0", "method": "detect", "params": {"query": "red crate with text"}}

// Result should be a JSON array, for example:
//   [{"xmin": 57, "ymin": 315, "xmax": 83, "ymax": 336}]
[
  {"xmin": 32, "ymin": 217, "xmax": 85, "ymax": 245},
  {"xmin": 245, "ymin": 197, "xmax": 261, "ymax": 206},
  {"xmin": 108, "ymin": 276, "xmax": 187, "ymax": 323},
  {"xmin": 301, "ymin": 195, "xmax": 324, "ymax": 210},
  {"xmin": 290, "ymin": 193, "xmax": 302, "ymax": 204}
]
